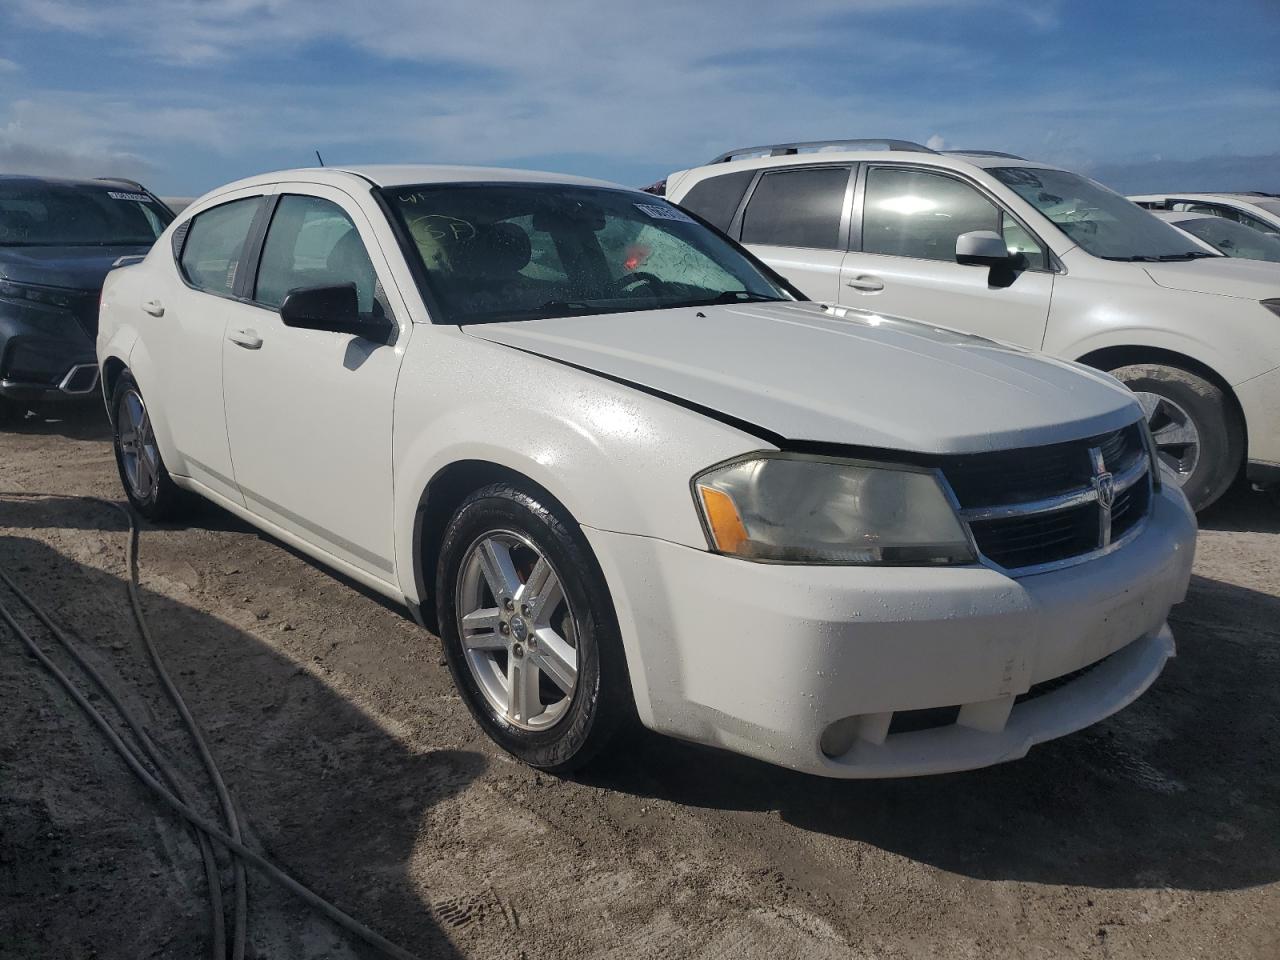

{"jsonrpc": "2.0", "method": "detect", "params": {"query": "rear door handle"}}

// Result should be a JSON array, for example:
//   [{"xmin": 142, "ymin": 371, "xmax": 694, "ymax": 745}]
[
  {"xmin": 142, "ymin": 298, "xmax": 165, "ymax": 317},
  {"xmin": 228, "ymin": 328, "xmax": 263, "ymax": 350},
  {"xmin": 845, "ymin": 275, "xmax": 885, "ymax": 292}
]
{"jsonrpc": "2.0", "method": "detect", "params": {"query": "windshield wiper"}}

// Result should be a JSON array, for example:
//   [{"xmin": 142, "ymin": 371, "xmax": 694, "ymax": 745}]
[
  {"xmin": 1102, "ymin": 252, "xmax": 1217, "ymax": 262},
  {"xmin": 672, "ymin": 291, "xmax": 789, "ymax": 308}
]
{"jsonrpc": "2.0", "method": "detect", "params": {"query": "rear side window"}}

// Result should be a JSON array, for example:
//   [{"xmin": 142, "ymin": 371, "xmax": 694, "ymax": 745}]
[
  {"xmin": 178, "ymin": 197, "xmax": 261, "ymax": 296},
  {"xmin": 254, "ymin": 195, "xmax": 385, "ymax": 316},
  {"xmin": 678, "ymin": 171, "xmax": 755, "ymax": 233},
  {"xmin": 741, "ymin": 167, "xmax": 849, "ymax": 250},
  {"xmin": 862, "ymin": 167, "xmax": 999, "ymax": 261}
]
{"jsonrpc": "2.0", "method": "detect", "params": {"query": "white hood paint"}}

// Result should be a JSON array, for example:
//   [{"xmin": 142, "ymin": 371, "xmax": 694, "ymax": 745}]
[
  {"xmin": 467, "ymin": 302, "xmax": 1140, "ymax": 455},
  {"xmin": 1143, "ymin": 257, "xmax": 1280, "ymax": 300}
]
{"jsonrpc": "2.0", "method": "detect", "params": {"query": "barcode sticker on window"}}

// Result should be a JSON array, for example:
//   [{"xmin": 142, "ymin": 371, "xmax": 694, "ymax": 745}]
[
  {"xmin": 107, "ymin": 191, "xmax": 152, "ymax": 202},
  {"xmin": 634, "ymin": 203, "xmax": 694, "ymax": 223}
]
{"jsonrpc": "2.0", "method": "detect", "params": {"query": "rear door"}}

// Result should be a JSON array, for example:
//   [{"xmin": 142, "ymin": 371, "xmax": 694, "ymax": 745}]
[
  {"xmin": 220, "ymin": 185, "xmax": 409, "ymax": 582},
  {"xmin": 839, "ymin": 164, "xmax": 1054, "ymax": 349},
  {"xmin": 736, "ymin": 165, "xmax": 854, "ymax": 302},
  {"xmin": 152, "ymin": 190, "xmax": 265, "ymax": 503}
]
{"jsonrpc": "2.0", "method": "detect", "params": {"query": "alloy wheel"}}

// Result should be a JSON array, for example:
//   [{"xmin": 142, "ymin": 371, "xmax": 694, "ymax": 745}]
[
  {"xmin": 118, "ymin": 388, "xmax": 160, "ymax": 501},
  {"xmin": 1134, "ymin": 390, "xmax": 1201, "ymax": 484},
  {"xmin": 454, "ymin": 529, "xmax": 579, "ymax": 731}
]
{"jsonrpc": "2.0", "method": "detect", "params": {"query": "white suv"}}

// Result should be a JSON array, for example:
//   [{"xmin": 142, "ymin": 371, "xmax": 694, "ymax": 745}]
[
  {"xmin": 98, "ymin": 164, "xmax": 1195, "ymax": 778},
  {"xmin": 664, "ymin": 141, "xmax": 1280, "ymax": 510}
]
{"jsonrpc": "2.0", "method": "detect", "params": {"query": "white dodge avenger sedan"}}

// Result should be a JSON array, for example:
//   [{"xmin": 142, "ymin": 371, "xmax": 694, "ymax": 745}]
[{"xmin": 97, "ymin": 165, "xmax": 1196, "ymax": 778}]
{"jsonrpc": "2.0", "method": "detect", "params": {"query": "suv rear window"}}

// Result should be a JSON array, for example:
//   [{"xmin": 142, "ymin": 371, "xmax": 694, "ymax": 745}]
[
  {"xmin": 678, "ymin": 171, "xmax": 755, "ymax": 233},
  {"xmin": 0, "ymin": 181, "xmax": 171, "ymax": 247},
  {"xmin": 740, "ymin": 167, "xmax": 848, "ymax": 250}
]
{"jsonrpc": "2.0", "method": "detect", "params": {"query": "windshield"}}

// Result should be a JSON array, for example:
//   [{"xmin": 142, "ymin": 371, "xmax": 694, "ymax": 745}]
[
  {"xmin": 1176, "ymin": 216, "xmax": 1280, "ymax": 263},
  {"xmin": 0, "ymin": 181, "xmax": 172, "ymax": 247},
  {"xmin": 991, "ymin": 167, "xmax": 1212, "ymax": 261},
  {"xmin": 383, "ymin": 183, "xmax": 794, "ymax": 324}
]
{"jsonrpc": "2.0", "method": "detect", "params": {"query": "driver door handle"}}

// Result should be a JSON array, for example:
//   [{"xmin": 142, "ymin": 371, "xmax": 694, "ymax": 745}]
[
  {"xmin": 845, "ymin": 275, "xmax": 885, "ymax": 292},
  {"xmin": 142, "ymin": 298, "xmax": 165, "ymax": 317},
  {"xmin": 228, "ymin": 328, "xmax": 263, "ymax": 350}
]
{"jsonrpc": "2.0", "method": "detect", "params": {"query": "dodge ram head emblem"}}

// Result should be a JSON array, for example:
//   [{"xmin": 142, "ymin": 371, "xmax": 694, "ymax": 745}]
[{"xmin": 1089, "ymin": 447, "xmax": 1116, "ymax": 547}]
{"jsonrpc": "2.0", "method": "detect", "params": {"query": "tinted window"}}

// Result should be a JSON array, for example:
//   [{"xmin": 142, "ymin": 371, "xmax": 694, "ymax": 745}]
[
  {"xmin": 1177, "ymin": 217, "xmax": 1280, "ymax": 262},
  {"xmin": 863, "ymin": 167, "xmax": 1000, "ymax": 261},
  {"xmin": 1000, "ymin": 213, "xmax": 1048, "ymax": 269},
  {"xmin": 741, "ymin": 167, "xmax": 848, "ymax": 249},
  {"xmin": 679, "ymin": 171, "xmax": 755, "ymax": 233},
  {"xmin": 383, "ymin": 184, "xmax": 792, "ymax": 324},
  {"xmin": 178, "ymin": 197, "xmax": 261, "ymax": 296},
  {"xmin": 0, "ymin": 181, "xmax": 171, "ymax": 247},
  {"xmin": 255, "ymin": 195, "xmax": 385, "ymax": 316}
]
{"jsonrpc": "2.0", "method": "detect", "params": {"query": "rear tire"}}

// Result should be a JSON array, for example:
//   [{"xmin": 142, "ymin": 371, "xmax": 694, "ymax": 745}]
[
  {"xmin": 0, "ymin": 396, "xmax": 25, "ymax": 428},
  {"xmin": 436, "ymin": 481, "xmax": 632, "ymax": 773},
  {"xmin": 110, "ymin": 371, "xmax": 191, "ymax": 521},
  {"xmin": 1109, "ymin": 362, "xmax": 1242, "ymax": 511}
]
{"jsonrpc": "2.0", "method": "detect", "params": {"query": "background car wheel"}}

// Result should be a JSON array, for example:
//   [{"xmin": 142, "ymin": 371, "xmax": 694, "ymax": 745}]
[
  {"xmin": 0, "ymin": 396, "xmax": 25, "ymax": 427},
  {"xmin": 1109, "ymin": 363, "xmax": 1243, "ymax": 511},
  {"xmin": 110, "ymin": 371, "xmax": 191, "ymax": 521},
  {"xmin": 436, "ymin": 481, "xmax": 632, "ymax": 773}
]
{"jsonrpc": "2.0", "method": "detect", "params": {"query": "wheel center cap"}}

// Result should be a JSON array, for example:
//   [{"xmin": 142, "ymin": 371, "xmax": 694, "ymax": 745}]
[{"xmin": 509, "ymin": 617, "xmax": 529, "ymax": 642}]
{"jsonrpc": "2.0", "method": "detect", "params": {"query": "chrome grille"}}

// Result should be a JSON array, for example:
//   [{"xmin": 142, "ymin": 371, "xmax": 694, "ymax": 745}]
[{"xmin": 942, "ymin": 423, "xmax": 1154, "ymax": 575}]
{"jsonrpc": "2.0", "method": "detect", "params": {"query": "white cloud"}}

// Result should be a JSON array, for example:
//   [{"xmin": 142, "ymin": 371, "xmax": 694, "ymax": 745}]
[{"xmin": 0, "ymin": 57, "xmax": 20, "ymax": 73}]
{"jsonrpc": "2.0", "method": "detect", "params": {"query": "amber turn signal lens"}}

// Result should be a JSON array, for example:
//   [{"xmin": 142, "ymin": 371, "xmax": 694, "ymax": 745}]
[{"xmin": 697, "ymin": 485, "xmax": 750, "ymax": 554}]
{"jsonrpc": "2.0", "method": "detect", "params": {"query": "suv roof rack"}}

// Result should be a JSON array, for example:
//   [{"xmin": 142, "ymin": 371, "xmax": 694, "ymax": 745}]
[
  {"xmin": 941, "ymin": 150, "xmax": 1027, "ymax": 160},
  {"xmin": 708, "ymin": 139, "xmax": 936, "ymax": 164},
  {"xmin": 95, "ymin": 176, "xmax": 147, "ymax": 191}
]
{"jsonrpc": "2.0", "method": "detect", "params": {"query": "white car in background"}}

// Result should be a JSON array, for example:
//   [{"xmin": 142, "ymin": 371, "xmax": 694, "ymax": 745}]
[
  {"xmin": 1131, "ymin": 192, "xmax": 1280, "ymax": 237},
  {"xmin": 97, "ymin": 164, "xmax": 1195, "ymax": 778},
  {"xmin": 663, "ymin": 141, "xmax": 1280, "ymax": 510},
  {"xmin": 1149, "ymin": 209, "xmax": 1280, "ymax": 263}
]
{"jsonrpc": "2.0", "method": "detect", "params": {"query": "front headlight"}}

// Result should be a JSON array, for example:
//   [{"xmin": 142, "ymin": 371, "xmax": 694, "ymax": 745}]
[{"xmin": 692, "ymin": 453, "xmax": 975, "ymax": 565}]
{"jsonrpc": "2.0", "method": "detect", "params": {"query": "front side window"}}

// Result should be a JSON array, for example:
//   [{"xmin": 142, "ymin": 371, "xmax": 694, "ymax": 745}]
[
  {"xmin": 0, "ymin": 181, "xmax": 172, "ymax": 247},
  {"xmin": 179, "ymin": 197, "xmax": 261, "ymax": 296},
  {"xmin": 383, "ymin": 183, "xmax": 793, "ymax": 324},
  {"xmin": 740, "ymin": 167, "xmax": 848, "ymax": 250},
  {"xmin": 255, "ymin": 195, "xmax": 385, "ymax": 316},
  {"xmin": 1177, "ymin": 217, "xmax": 1280, "ymax": 263},
  {"xmin": 992, "ymin": 168, "xmax": 1211, "ymax": 261},
  {"xmin": 862, "ymin": 167, "xmax": 1000, "ymax": 262}
]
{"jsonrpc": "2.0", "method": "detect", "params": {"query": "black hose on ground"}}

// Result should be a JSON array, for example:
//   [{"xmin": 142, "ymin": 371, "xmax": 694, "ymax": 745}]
[{"xmin": 0, "ymin": 492, "xmax": 424, "ymax": 960}]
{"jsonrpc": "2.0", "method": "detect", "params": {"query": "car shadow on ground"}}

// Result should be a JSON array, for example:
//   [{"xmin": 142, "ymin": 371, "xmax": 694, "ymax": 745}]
[
  {"xmin": 0, "ymin": 533, "xmax": 481, "ymax": 959},
  {"xmin": 1198, "ymin": 481, "xmax": 1280, "ymax": 534},
  {"xmin": 10, "ymin": 403, "xmax": 112, "ymax": 441},
  {"xmin": 582, "ymin": 572, "xmax": 1280, "ymax": 894}
]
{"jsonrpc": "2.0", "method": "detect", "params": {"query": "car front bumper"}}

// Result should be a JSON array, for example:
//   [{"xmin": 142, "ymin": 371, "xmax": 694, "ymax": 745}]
[
  {"xmin": 0, "ymin": 310, "xmax": 99, "ymax": 407},
  {"xmin": 585, "ymin": 482, "xmax": 1196, "ymax": 778}
]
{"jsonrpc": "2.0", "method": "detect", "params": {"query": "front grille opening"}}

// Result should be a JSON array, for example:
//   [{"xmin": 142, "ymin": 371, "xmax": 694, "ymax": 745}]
[
  {"xmin": 970, "ymin": 503, "xmax": 1101, "ymax": 569},
  {"xmin": 1014, "ymin": 651, "xmax": 1114, "ymax": 706},
  {"xmin": 887, "ymin": 705, "xmax": 961, "ymax": 735}
]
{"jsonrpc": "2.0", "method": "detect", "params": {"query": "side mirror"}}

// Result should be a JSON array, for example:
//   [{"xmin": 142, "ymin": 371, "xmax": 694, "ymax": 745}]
[
  {"xmin": 279, "ymin": 284, "xmax": 392, "ymax": 344},
  {"xmin": 956, "ymin": 230, "xmax": 1025, "ymax": 289},
  {"xmin": 955, "ymin": 230, "xmax": 1013, "ymax": 266}
]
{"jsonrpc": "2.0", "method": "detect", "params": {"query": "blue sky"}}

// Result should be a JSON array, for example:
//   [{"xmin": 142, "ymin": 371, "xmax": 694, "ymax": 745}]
[{"xmin": 0, "ymin": 0, "xmax": 1276, "ymax": 197}]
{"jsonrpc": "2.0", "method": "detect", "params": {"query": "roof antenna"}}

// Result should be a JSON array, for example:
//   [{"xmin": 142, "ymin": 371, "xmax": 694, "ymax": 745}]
[{"xmin": 315, "ymin": 150, "xmax": 325, "ymax": 167}]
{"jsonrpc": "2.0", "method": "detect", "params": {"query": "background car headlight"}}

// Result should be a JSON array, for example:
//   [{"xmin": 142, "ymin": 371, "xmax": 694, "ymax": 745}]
[{"xmin": 692, "ymin": 453, "xmax": 975, "ymax": 565}]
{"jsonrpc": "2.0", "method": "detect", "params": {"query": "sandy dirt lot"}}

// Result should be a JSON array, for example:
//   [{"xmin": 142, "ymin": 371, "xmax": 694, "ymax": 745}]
[{"xmin": 2, "ymin": 407, "xmax": 1278, "ymax": 960}]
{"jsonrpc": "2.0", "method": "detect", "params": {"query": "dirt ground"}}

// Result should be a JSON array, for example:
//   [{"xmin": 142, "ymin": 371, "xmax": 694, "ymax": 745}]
[{"xmin": 1, "ymin": 406, "xmax": 1278, "ymax": 960}]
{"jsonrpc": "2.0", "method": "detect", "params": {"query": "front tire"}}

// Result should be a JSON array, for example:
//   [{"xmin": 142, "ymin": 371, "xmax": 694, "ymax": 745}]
[
  {"xmin": 436, "ymin": 481, "xmax": 631, "ymax": 773},
  {"xmin": 110, "ymin": 371, "xmax": 190, "ymax": 521},
  {"xmin": 1109, "ymin": 362, "xmax": 1242, "ymax": 511}
]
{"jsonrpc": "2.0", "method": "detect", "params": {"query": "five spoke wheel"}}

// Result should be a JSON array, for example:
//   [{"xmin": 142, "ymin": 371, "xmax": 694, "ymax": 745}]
[
  {"xmin": 456, "ymin": 530, "xmax": 579, "ymax": 730},
  {"xmin": 118, "ymin": 388, "xmax": 160, "ymax": 501},
  {"xmin": 1134, "ymin": 389, "xmax": 1200, "ymax": 484}
]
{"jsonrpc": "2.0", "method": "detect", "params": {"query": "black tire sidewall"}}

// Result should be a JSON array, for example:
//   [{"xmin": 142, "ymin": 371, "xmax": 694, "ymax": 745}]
[
  {"xmin": 435, "ymin": 482, "xmax": 627, "ymax": 772},
  {"xmin": 1110, "ymin": 363, "xmax": 1242, "ymax": 511}
]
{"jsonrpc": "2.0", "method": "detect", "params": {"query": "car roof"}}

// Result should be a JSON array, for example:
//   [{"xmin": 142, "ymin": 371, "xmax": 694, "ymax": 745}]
[
  {"xmin": 1130, "ymin": 192, "xmax": 1274, "ymax": 205},
  {"xmin": 206, "ymin": 164, "xmax": 627, "ymax": 196},
  {"xmin": 682, "ymin": 149, "xmax": 1070, "ymax": 177},
  {"xmin": 0, "ymin": 173, "xmax": 155, "ymax": 191},
  {"xmin": 1150, "ymin": 209, "xmax": 1213, "ymax": 222}
]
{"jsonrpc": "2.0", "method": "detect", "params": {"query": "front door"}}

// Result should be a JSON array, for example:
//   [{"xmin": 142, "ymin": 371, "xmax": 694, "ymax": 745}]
[
  {"xmin": 840, "ymin": 165, "xmax": 1054, "ymax": 350},
  {"xmin": 220, "ymin": 186, "xmax": 409, "ymax": 583}
]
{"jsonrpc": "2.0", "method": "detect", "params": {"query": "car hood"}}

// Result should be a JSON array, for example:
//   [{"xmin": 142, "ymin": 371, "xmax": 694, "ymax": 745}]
[
  {"xmin": 0, "ymin": 244, "xmax": 153, "ymax": 290},
  {"xmin": 1143, "ymin": 256, "xmax": 1280, "ymax": 300},
  {"xmin": 465, "ymin": 301, "xmax": 1140, "ymax": 455}
]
